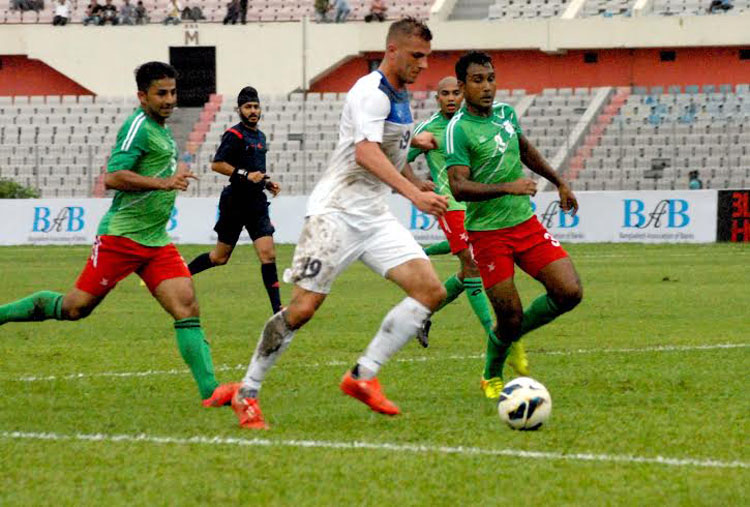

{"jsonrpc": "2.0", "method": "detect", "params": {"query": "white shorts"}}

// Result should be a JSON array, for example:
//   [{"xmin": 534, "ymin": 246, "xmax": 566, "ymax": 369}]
[{"xmin": 283, "ymin": 211, "xmax": 427, "ymax": 294}]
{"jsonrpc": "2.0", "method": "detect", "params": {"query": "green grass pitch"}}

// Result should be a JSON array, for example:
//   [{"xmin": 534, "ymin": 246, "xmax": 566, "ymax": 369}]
[{"xmin": 0, "ymin": 243, "xmax": 748, "ymax": 505}]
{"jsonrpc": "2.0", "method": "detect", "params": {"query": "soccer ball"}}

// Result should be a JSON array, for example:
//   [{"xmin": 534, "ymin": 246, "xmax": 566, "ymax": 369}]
[{"xmin": 497, "ymin": 377, "xmax": 552, "ymax": 430}]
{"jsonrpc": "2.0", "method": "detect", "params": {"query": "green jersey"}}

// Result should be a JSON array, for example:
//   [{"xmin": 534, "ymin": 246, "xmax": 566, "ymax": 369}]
[
  {"xmin": 97, "ymin": 108, "xmax": 179, "ymax": 247},
  {"xmin": 407, "ymin": 112, "xmax": 466, "ymax": 212},
  {"xmin": 444, "ymin": 102, "xmax": 533, "ymax": 231}
]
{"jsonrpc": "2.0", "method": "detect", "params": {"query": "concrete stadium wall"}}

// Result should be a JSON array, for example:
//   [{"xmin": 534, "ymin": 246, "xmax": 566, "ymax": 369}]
[
  {"xmin": 311, "ymin": 47, "xmax": 750, "ymax": 93},
  {"xmin": 0, "ymin": 14, "xmax": 749, "ymax": 96}
]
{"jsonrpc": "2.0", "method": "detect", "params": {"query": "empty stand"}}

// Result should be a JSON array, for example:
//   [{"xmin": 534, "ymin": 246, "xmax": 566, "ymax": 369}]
[
  {"xmin": 488, "ymin": 0, "xmax": 569, "ymax": 20},
  {"xmin": 570, "ymin": 85, "xmax": 750, "ymax": 190},
  {"xmin": 2, "ymin": 86, "xmax": 747, "ymax": 197},
  {"xmin": 580, "ymin": 0, "xmax": 633, "ymax": 17},
  {"xmin": 0, "ymin": 94, "xmax": 139, "ymax": 197}
]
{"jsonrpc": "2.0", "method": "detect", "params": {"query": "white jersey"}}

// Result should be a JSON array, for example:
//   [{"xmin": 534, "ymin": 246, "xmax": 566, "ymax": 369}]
[{"xmin": 306, "ymin": 70, "xmax": 414, "ymax": 218}]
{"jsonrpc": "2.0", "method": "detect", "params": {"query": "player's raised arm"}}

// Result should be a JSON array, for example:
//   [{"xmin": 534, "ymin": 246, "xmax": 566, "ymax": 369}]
[
  {"xmin": 518, "ymin": 134, "xmax": 578, "ymax": 215},
  {"xmin": 448, "ymin": 164, "xmax": 537, "ymax": 201}
]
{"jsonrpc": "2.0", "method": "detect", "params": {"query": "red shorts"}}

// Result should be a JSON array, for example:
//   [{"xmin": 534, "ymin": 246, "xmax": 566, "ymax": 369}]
[
  {"xmin": 468, "ymin": 216, "xmax": 568, "ymax": 289},
  {"xmin": 75, "ymin": 235, "xmax": 191, "ymax": 297},
  {"xmin": 437, "ymin": 210, "xmax": 470, "ymax": 254}
]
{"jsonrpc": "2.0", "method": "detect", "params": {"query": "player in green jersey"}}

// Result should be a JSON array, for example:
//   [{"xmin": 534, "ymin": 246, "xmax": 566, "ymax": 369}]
[
  {"xmin": 445, "ymin": 52, "xmax": 583, "ymax": 399},
  {"xmin": 0, "ymin": 62, "xmax": 234, "ymax": 406},
  {"xmin": 406, "ymin": 76, "xmax": 528, "ymax": 380}
]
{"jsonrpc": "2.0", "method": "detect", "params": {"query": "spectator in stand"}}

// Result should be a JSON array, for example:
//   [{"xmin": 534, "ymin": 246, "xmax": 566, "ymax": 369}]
[
  {"xmin": 708, "ymin": 0, "xmax": 733, "ymax": 13},
  {"xmin": 239, "ymin": 0, "xmax": 247, "ymax": 24},
  {"xmin": 101, "ymin": 0, "xmax": 119, "ymax": 24},
  {"xmin": 83, "ymin": 0, "xmax": 103, "ymax": 25},
  {"xmin": 135, "ymin": 0, "xmax": 148, "ymax": 23},
  {"xmin": 52, "ymin": 0, "xmax": 70, "ymax": 25},
  {"xmin": 163, "ymin": 0, "xmax": 181, "ymax": 24},
  {"xmin": 181, "ymin": 4, "xmax": 204, "ymax": 21},
  {"xmin": 223, "ymin": 0, "xmax": 239, "ymax": 24},
  {"xmin": 364, "ymin": 0, "xmax": 387, "ymax": 22},
  {"xmin": 119, "ymin": 0, "xmax": 135, "ymax": 24},
  {"xmin": 315, "ymin": 0, "xmax": 331, "ymax": 22},
  {"xmin": 688, "ymin": 170, "xmax": 704, "ymax": 190},
  {"xmin": 14, "ymin": 0, "xmax": 41, "ymax": 12},
  {"xmin": 333, "ymin": 0, "xmax": 350, "ymax": 22}
]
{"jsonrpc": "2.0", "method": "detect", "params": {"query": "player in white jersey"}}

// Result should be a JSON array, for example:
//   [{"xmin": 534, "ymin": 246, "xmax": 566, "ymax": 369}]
[{"xmin": 204, "ymin": 18, "xmax": 449, "ymax": 429}]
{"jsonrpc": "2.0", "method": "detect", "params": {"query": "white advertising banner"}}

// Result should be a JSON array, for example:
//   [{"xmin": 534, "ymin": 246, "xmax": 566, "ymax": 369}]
[
  {"xmin": 395, "ymin": 190, "xmax": 718, "ymax": 244},
  {"xmin": 0, "ymin": 190, "xmax": 718, "ymax": 246}
]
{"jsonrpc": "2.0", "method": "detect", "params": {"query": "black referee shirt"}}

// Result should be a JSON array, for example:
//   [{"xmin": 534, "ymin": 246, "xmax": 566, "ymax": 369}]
[{"xmin": 213, "ymin": 122, "xmax": 268, "ymax": 198}]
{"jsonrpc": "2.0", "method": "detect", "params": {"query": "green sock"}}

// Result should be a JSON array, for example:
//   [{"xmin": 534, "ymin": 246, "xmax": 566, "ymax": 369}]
[
  {"xmin": 463, "ymin": 277, "xmax": 494, "ymax": 336},
  {"xmin": 174, "ymin": 317, "xmax": 220, "ymax": 400},
  {"xmin": 435, "ymin": 274, "xmax": 464, "ymax": 313},
  {"xmin": 424, "ymin": 240, "xmax": 451, "ymax": 256},
  {"xmin": 520, "ymin": 294, "xmax": 562, "ymax": 337},
  {"xmin": 0, "ymin": 291, "xmax": 63, "ymax": 324},
  {"xmin": 483, "ymin": 331, "xmax": 509, "ymax": 380}
]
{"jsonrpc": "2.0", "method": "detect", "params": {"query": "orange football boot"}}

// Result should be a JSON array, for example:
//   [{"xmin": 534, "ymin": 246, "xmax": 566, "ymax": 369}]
[
  {"xmin": 339, "ymin": 371, "xmax": 400, "ymax": 416},
  {"xmin": 201, "ymin": 382, "xmax": 240, "ymax": 407},
  {"xmin": 231, "ymin": 391, "xmax": 269, "ymax": 430}
]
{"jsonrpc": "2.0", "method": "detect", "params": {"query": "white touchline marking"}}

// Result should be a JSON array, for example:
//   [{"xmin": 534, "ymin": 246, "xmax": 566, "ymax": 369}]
[
  {"xmin": 6, "ymin": 343, "xmax": 747, "ymax": 383},
  {"xmin": 0, "ymin": 430, "xmax": 746, "ymax": 470},
  {"xmin": 427, "ymin": 251, "xmax": 749, "ymax": 262}
]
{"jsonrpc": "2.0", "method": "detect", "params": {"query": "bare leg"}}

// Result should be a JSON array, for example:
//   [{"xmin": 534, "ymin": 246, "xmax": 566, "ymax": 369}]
[
  {"xmin": 152, "ymin": 277, "xmax": 200, "ymax": 319},
  {"xmin": 208, "ymin": 241, "xmax": 235, "ymax": 266},
  {"xmin": 60, "ymin": 288, "xmax": 103, "ymax": 320},
  {"xmin": 386, "ymin": 258, "xmax": 446, "ymax": 310},
  {"xmin": 187, "ymin": 241, "xmax": 234, "ymax": 275},
  {"xmin": 520, "ymin": 257, "xmax": 583, "ymax": 337},
  {"xmin": 456, "ymin": 248, "xmax": 480, "ymax": 281},
  {"xmin": 483, "ymin": 277, "xmax": 524, "ymax": 380},
  {"xmin": 485, "ymin": 277, "xmax": 524, "ymax": 344},
  {"xmin": 533, "ymin": 257, "xmax": 583, "ymax": 313},
  {"xmin": 252, "ymin": 236, "xmax": 275, "ymax": 264}
]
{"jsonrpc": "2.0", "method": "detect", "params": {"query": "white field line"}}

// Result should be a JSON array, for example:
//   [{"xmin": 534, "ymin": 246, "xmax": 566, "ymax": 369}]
[
  {"xmin": 6, "ymin": 343, "xmax": 748, "ymax": 383},
  {"xmin": 428, "ymin": 251, "xmax": 750, "ymax": 261},
  {"xmin": 0, "ymin": 430, "xmax": 746, "ymax": 470}
]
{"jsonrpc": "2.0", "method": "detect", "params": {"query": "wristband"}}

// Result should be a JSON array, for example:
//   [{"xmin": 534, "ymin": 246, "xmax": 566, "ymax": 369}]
[
  {"xmin": 234, "ymin": 168, "xmax": 249, "ymax": 179},
  {"xmin": 230, "ymin": 168, "xmax": 250, "ymax": 184}
]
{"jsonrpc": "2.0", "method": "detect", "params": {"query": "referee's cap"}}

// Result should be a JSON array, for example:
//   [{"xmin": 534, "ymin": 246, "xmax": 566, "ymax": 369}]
[{"xmin": 238, "ymin": 86, "xmax": 260, "ymax": 107}]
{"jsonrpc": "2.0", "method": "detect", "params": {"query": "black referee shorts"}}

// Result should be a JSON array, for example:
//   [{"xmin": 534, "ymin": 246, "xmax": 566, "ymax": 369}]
[{"xmin": 214, "ymin": 186, "xmax": 275, "ymax": 246}]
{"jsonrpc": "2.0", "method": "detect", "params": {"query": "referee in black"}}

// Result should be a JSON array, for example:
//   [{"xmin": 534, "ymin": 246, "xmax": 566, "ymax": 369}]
[{"xmin": 188, "ymin": 86, "xmax": 283, "ymax": 314}]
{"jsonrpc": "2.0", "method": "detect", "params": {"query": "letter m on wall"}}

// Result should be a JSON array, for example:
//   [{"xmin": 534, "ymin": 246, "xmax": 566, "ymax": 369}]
[{"xmin": 185, "ymin": 30, "xmax": 199, "ymax": 45}]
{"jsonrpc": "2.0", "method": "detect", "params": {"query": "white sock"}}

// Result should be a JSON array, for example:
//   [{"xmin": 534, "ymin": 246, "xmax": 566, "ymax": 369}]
[
  {"xmin": 357, "ymin": 297, "xmax": 431, "ymax": 380},
  {"xmin": 241, "ymin": 311, "xmax": 295, "ymax": 396}
]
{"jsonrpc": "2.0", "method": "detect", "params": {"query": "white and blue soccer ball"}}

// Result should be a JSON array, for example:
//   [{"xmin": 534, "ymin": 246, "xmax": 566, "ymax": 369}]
[{"xmin": 497, "ymin": 377, "xmax": 552, "ymax": 430}]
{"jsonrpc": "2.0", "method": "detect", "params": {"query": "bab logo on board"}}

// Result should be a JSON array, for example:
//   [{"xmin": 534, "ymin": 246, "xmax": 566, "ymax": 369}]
[
  {"xmin": 409, "ymin": 205, "xmax": 438, "ymax": 231},
  {"xmin": 623, "ymin": 199, "xmax": 690, "ymax": 228},
  {"xmin": 32, "ymin": 206, "xmax": 86, "ymax": 233},
  {"xmin": 167, "ymin": 207, "xmax": 178, "ymax": 231},
  {"xmin": 532, "ymin": 201, "xmax": 580, "ymax": 228}
]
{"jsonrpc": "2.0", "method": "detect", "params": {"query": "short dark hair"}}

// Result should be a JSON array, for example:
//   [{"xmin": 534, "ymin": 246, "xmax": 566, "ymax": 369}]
[
  {"xmin": 135, "ymin": 62, "xmax": 177, "ymax": 92},
  {"xmin": 455, "ymin": 51, "xmax": 493, "ymax": 83},
  {"xmin": 386, "ymin": 17, "xmax": 432, "ymax": 43}
]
